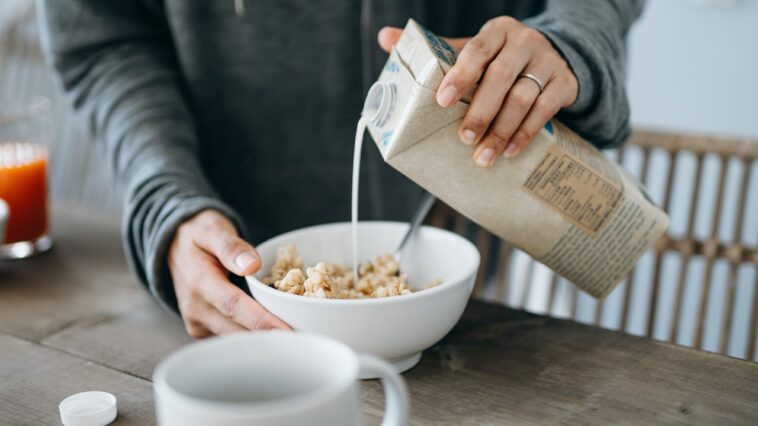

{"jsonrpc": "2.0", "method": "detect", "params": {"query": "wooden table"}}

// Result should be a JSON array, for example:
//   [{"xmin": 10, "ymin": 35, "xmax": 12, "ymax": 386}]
[{"xmin": 1, "ymin": 204, "xmax": 757, "ymax": 425}]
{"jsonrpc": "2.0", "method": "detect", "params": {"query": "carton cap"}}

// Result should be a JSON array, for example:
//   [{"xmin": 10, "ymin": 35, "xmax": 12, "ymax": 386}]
[
  {"xmin": 59, "ymin": 391, "xmax": 117, "ymax": 426},
  {"xmin": 363, "ymin": 81, "xmax": 397, "ymax": 127}
]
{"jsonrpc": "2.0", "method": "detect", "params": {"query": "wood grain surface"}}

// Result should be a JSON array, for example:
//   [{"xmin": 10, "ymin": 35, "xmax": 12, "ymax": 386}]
[{"xmin": 1, "ymin": 203, "xmax": 757, "ymax": 425}]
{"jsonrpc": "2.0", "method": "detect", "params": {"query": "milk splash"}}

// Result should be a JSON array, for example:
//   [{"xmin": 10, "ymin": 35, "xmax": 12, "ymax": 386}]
[{"xmin": 351, "ymin": 116, "xmax": 368, "ymax": 281}]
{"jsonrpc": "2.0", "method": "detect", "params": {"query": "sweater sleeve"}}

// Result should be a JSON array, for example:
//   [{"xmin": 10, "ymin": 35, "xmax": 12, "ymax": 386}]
[
  {"xmin": 523, "ymin": 0, "xmax": 646, "ymax": 148},
  {"xmin": 38, "ymin": 0, "xmax": 245, "ymax": 314}
]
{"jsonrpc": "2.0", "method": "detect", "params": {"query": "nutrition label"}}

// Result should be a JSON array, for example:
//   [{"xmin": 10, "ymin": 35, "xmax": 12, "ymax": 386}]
[{"xmin": 523, "ymin": 144, "xmax": 623, "ymax": 236}]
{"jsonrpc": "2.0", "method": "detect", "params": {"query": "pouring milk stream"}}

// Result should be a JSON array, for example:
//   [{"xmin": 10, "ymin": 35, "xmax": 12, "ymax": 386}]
[
  {"xmin": 352, "ymin": 117, "xmax": 367, "ymax": 280},
  {"xmin": 353, "ymin": 19, "xmax": 669, "ymax": 298}
]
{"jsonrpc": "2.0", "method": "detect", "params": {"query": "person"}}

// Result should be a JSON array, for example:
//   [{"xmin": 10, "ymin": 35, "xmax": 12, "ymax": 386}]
[{"xmin": 40, "ymin": 0, "xmax": 644, "ymax": 337}]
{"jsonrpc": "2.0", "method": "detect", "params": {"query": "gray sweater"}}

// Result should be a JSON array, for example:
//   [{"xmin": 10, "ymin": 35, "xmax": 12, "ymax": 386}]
[{"xmin": 39, "ymin": 0, "xmax": 645, "ymax": 313}]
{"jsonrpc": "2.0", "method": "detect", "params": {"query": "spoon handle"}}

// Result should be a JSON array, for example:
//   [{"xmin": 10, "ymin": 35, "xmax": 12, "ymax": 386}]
[{"xmin": 395, "ymin": 192, "xmax": 437, "ymax": 262}]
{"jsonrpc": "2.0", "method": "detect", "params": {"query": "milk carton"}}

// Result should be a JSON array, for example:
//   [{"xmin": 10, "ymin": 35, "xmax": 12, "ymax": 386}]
[{"xmin": 361, "ymin": 19, "xmax": 669, "ymax": 298}]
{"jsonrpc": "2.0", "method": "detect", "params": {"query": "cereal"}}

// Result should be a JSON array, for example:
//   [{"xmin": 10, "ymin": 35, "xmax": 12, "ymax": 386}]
[
  {"xmin": 262, "ymin": 244, "xmax": 303, "ymax": 285},
  {"xmin": 274, "ymin": 268, "xmax": 305, "ymax": 295},
  {"xmin": 303, "ymin": 262, "xmax": 336, "ymax": 299},
  {"xmin": 262, "ymin": 245, "xmax": 442, "ymax": 299}
]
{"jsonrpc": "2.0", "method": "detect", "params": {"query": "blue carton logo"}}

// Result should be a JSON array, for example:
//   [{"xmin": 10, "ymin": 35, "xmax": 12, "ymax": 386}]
[
  {"xmin": 380, "ymin": 130, "xmax": 394, "ymax": 147},
  {"xmin": 421, "ymin": 28, "xmax": 457, "ymax": 65},
  {"xmin": 384, "ymin": 61, "xmax": 399, "ymax": 73},
  {"xmin": 544, "ymin": 122, "xmax": 554, "ymax": 135}
]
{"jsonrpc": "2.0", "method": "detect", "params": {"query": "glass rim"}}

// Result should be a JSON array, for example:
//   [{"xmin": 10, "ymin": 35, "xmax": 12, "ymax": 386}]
[
  {"xmin": 0, "ymin": 96, "xmax": 52, "ymax": 126},
  {"xmin": 0, "ymin": 141, "xmax": 48, "ymax": 168}
]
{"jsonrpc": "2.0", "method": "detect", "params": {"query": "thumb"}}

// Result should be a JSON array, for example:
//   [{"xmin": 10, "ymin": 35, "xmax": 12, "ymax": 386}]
[
  {"xmin": 219, "ymin": 236, "xmax": 262, "ymax": 277},
  {"xmin": 192, "ymin": 216, "xmax": 262, "ymax": 276},
  {"xmin": 378, "ymin": 26, "xmax": 470, "ymax": 54}
]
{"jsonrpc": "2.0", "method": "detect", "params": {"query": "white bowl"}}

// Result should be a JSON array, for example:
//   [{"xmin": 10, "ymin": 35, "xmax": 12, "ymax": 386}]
[{"xmin": 245, "ymin": 222, "xmax": 480, "ymax": 376}]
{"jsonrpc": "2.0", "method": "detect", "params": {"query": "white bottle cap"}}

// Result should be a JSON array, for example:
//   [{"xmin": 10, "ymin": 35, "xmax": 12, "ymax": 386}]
[
  {"xmin": 363, "ymin": 81, "xmax": 396, "ymax": 127},
  {"xmin": 59, "ymin": 391, "xmax": 117, "ymax": 426}
]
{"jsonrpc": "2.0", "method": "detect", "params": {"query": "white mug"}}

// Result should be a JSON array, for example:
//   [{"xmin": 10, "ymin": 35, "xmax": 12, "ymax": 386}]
[
  {"xmin": 153, "ymin": 331, "xmax": 409, "ymax": 426},
  {"xmin": 0, "ymin": 198, "xmax": 7, "ymax": 243}
]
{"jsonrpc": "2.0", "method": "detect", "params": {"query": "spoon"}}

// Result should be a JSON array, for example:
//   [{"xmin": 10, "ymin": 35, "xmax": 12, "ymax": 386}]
[{"xmin": 394, "ymin": 192, "xmax": 437, "ymax": 265}]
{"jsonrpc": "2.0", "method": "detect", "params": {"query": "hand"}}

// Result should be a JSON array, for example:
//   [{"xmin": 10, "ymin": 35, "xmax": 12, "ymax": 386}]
[
  {"xmin": 167, "ymin": 209, "xmax": 291, "ymax": 337},
  {"xmin": 378, "ymin": 17, "xmax": 578, "ymax": 167}
]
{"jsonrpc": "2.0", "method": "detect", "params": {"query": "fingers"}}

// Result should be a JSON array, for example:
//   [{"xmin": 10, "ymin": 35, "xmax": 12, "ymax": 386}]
[
  {"xmin": 182, "ymin": 299, "xmax": 249, "ymax": 338},
  {"xmin": 207, "ymin": 234, "xmax": 260, "ymax": 276},
  {"xmin": 181, "ymin": 290, "xmax": 248, "ymax": 337},
  {"xmin": 189, "ymin": 211, "xmax": 262, "ymax": 276},
  {"xmin": 436, "ymin": 16, "xmax": 579, "ymax": 166},
  {"xmin": 458, "ymin": 46, "xmax": 529, "ymax": 145},
  {"xmin": 176, "ymin": 256, "xmax": 292, "ymax": 337},
  {"xmin": 184, "ymin": 320, "xmax": 212, "ymax": 339},
  {"xmin": 506, "ymin": 78, "xmax": 576, "ymax": 158},
  {"xmin": 194, "ymin": 301, "xmax": 248, "ymax": 335},
  {"xmin": 170, "ymin": 210, "xmax": 292, "ymax": 338},
  {"xmin": 436, "ymin": 17, "xmax": 515, "ymax": 108},
  {"xmin": 380, "ymin": 19, "xmax": 578, "ymax": 165},
  {"xmin": 203, "ymin": 268, "xmax": 292, "ymax": 331},
  {"xmin": 377, "ymin": 27, "xmax": 403, "ymax": 53},
  {"xmin": 473, "ymin": 74, "xmax": 542, "ymax": 166}
]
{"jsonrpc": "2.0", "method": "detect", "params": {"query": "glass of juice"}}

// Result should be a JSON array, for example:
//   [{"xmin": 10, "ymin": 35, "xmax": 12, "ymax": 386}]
[{"xmin": 0, "ymin": 97, "xmax": 53, "ymax": 259}]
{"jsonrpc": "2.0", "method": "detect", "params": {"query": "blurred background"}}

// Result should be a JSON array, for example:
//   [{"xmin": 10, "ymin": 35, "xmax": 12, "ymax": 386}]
[
  {"xmin": 0, "ymin": 0, "xmax": 120, "ymax": 212},
  {"xmin": 628, "ymin": 0, "xmax": 758, "ymax": 138},
  {"xmin": 1, "ymin": 0, "xmax": 756, "ymax": 359}
]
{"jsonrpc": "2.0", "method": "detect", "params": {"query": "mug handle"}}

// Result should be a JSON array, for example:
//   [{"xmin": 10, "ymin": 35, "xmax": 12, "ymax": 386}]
[{"xmin": 358, "ymin": 354, "xmax": 409, "ymax": 426}]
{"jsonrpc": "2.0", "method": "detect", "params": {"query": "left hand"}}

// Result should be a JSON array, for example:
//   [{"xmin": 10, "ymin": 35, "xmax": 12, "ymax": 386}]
[
  {"xmin": 167, "ymin": 209, "xmax": 291, "ymax": 337},
  {"xmin": 378, "ymin": 17, "xmax": 578, "ymax": 167}
]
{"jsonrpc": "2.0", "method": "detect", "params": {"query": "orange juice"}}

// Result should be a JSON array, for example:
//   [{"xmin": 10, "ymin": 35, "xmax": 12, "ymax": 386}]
[{"xmin": 0, "ymin": 143, "xmax": 48, "ymax": 244}]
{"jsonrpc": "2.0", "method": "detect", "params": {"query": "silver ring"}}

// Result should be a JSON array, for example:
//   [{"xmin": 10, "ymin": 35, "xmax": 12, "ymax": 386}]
[{"xmin": 519, "ymin": 73, "xmax": 545, "ymax": 94}]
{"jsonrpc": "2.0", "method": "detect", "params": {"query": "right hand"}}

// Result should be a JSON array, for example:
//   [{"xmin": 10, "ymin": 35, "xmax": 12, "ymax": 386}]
[
  {"xmin": 167, "ymin": 209, "xmax": 291, "ymax": 337},
  {"xmin": 378, "ymin": 20, "xmax": 578, "ymax": 166}
]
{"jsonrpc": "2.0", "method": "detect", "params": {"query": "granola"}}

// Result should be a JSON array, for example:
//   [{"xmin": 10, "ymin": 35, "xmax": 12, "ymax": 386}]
[{"xmin": 261, "ymin": 244, "xmax": 442, "ymax": 299}]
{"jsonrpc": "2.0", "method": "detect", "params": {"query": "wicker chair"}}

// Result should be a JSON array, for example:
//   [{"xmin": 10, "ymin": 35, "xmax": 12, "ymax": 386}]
[{"xmin": 427, "ymin": 130, "xmax": 758, "ymax": 361}]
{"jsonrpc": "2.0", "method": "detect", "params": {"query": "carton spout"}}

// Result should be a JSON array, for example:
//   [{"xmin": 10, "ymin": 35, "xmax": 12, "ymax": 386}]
[{"xmin": 362, "ymin": 81, "xmax": 397, "ymax": 128}]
